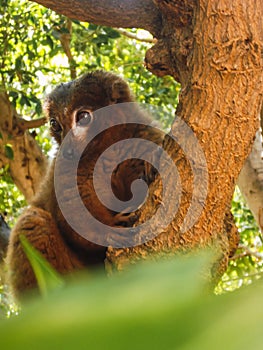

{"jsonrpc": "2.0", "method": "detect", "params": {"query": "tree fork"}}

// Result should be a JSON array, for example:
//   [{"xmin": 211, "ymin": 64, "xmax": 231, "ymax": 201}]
[{"xmin": 29, "ymin": 0, "xmax": 263, "ymax": 279}]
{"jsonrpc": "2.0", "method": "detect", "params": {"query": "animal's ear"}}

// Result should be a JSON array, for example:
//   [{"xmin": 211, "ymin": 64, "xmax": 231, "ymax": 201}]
[{"xmin": 108, "ymin": 78, "xmax": 134, "ymax": 103}]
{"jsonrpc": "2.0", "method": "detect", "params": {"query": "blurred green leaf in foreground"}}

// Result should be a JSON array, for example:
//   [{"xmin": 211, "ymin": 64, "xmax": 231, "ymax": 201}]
[
  {"xmin": 1, "ymin": 251, "xmax": 263, "ymax": 350},
  {"xmin": 19, "ymin": 235, "xmax": 65, "ymax": 297}
]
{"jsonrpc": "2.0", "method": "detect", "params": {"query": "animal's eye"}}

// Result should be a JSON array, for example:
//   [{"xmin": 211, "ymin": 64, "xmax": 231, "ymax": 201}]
[
  {"xmin": 76, "ymin": 111, "xmax": 93, "ymax": 126},
  {"xmin": 50, "ymin": 118, "xmax": 62, "ymax": 133}
]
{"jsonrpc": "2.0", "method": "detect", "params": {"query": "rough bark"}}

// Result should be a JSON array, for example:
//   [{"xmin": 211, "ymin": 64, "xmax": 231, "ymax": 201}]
[{"xmin": 0, "ymin": 92, "xmax": 48, "ymax": 202}]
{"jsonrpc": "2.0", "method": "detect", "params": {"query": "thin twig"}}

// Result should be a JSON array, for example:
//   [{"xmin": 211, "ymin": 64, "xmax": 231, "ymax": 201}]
[
  {"xmin": 222, "ymin": 270, "xmax": 263, "ymax": 283},
  {"xmin": 115, "ymin": 28, "xmax": 156, "ymax": 44},
  {"xmin": 230, "ymin": 243, "xmax": 263, "ymax": 261}
]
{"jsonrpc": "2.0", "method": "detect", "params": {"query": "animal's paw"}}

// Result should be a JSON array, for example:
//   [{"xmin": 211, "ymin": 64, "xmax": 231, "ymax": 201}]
[{"xmin": 113, "ymin": 210, "xmax": 139, "ymax": 227}]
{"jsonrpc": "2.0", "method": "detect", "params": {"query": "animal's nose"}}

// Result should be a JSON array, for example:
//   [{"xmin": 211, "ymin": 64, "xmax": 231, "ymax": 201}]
[{"xmin": 62, "ymin": 147, "xmax": 74, "ymax": 160}]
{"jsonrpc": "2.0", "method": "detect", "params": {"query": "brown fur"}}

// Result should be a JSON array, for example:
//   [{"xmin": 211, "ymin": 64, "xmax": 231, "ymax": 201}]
[{"xmin": 6, "ymin": 71, "xmax": 164, "ymax": 297}]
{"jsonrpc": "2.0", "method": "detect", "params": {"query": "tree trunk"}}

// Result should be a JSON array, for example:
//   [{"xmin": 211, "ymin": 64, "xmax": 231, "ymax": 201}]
[
  {"xmin": 238, "ymin": 105, "xmax": 263, "ymax": 233},
  {"xmin": 238, "ymin": 129, "xmax": 263, "ymax": 231},
  {"xmin": 106, "ymin": 0, "xmax": 263, "ymax": 277}
]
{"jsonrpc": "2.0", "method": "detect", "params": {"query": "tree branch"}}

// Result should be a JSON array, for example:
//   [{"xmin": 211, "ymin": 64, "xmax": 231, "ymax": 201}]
[
  {"xmin": 0, "ymin": 92, "xmax": 13, "ymax": 133},
  {"xmin": 30, "ymin": 0, "xmax": 162, "ymax": 37},
  {"xmin": 14, "ymin": 116, "xmax": 47, "ymax": 133},
  {"xmin": 56, "ymin": 19, "xmax": 77, "ymax": 80}
]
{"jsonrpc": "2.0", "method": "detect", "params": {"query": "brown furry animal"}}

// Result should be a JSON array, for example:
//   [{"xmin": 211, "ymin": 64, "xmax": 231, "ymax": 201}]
[{"xmin": 6, "ymin": 71, "xmax": 164, "ymax": 296}]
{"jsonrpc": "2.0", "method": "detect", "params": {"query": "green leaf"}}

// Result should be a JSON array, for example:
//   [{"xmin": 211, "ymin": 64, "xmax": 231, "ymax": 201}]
[
  {"xmin": 9, "ymin": 91, "xmax": 18, "ymax": 100},
  {"xmin": 45, "ymin": 35, "xmax": 54, "ymax": 49},
  {"xmin": 72, "ymin": 19, "xmax": 80, "ymax": 25},
  {"xmin": 4, "ymin": 144, "xmax": 14, "ymax": 160},
  {"xmin": 92, "ymin": 34, "xmax": 109, "ymax": 44},
  {"xmin": 20, "ymin": 94, "xmax": 31, "ymax": 107},
  {"xmin": 105, "ymin": 28, "xmax": 121, "ymax": 39},
  {"xmin": 19, "ymin": 235, "xmax": 65, "ymax": 297},
  {"xmin": 1, "ymin": 252, "xmax": 263, "ymax": 350},
  {"xmin": 35, "ymin": 101, "xmax": 42, "ymax": 115},
  {"xmin": 15, "ymin": 57, "xmax": 23, "ymax": 70},
  {"xmin": 59, "ymin": 27, "xmax": 70, "ymax": 34},
  {"xmin": 0, "ymin": 252, "xmax": 210, "ymax": 347},
  {"xmin": 88, "ymin": 23, "xmax": 98, "ymax": 31}
]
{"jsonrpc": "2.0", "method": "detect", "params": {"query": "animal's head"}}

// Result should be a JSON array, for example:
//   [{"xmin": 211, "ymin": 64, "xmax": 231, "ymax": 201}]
[{"xmin": 44, "ymin": 70, "xmax": 134, "ymax": 146}]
